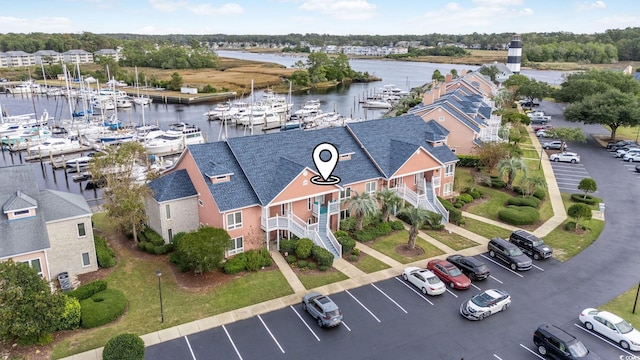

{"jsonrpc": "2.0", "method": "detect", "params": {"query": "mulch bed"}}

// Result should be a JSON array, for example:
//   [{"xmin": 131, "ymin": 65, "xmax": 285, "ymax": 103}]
[{"xmin": 395, "ymin": 244, "xmax": 425, "ymax": 258}]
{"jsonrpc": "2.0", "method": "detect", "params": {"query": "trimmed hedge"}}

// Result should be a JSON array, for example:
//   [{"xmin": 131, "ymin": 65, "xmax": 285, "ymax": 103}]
[
  {"xmin": 498, "ymin": 206, "xmax": 540, "ymax": 225},
  {"xmin": 506, "ymin": 196, "xmax": 541, "ymax": 208},
  {"xmin": 295, "ymin": 238, "xmax": 314, "ymax": 259},
  {"xmin": 223, "ymin": 256, "xmax": 246, "ymax": 274},
  {"xmin": 95, "ymin": 235, "xmax": 117, "ymax": 268},
  {"xmin": 58, "ymin": 296, "xmax": 81, "ymax": 331},
  {"xmin": 279, "ymin": 238, "xmax": 298, "ymax": 254},
  {"xmin": 489, "ymin": 176, "xmax": 507, "ymax": 189},
  {"xmin": 80, "ymin": 289, "xmax": 127, "ymax": 329},
  {"xmin": 457, "ymin": 193, "xmax": 474, "ymax": 204},
  {"xmin": 456, "ymin": 154, "xmax": 482, "ymax": 167},
  {"xmin": 336, "ymin": 235, "xmax": 356, "ymax": 254},
  {"xmin": 286, "ymin": 255, "xmax": 297, "ymax": 264},
  {"xmin": 438, "ymin": 197, "xmax": 462, "ymax": 225},
  {"xmin": 570, "ymin": 193, "xmax": 599, "ymax": 205},
  {"xmin": 139, "ymin": 227, "xmax": 165, "ymax": 246},
  {"xmin": 311, "ymin": 245, "xmax": 334, "ymax": 267},
  {"xmin": 513, "ymin": 185, "xmax": 546, "ymax": 200},
  {"xmin": 102, "ymin": 333, "xmax": 145, "ymax": 360},
  {"xmin": 389, "ymin": 220, "xmax": 405, "ymax": 230},
  {"xmin": 297, "ymin": 260, "xmax": 308, "ymax": 268},
  {"xmin": 67, "ymin": 280, "xmax": 108, "ymax": 300},
  {"xmin": 223, "ymin": 249, "xmax": 272, "ymax": 274},
  {"xmin": 339, "ymin": 217, "xmax": 356, "ymax": 231}
]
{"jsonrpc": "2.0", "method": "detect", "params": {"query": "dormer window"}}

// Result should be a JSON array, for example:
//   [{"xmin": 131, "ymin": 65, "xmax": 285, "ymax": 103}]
[
  {"xmin": 206, "ymin": 172, "xmax": 233, "ymax": 184},
  {"xmin": 339, "ymin": 152, "xmax": 354, "ymax": 161},
  {"xmin": 3, "ymin": 190, "xmax": 37, "ymax": 221}
]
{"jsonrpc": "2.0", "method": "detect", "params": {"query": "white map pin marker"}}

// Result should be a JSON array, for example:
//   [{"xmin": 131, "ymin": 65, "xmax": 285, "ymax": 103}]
[{"xmin": 311, "ymin": 142, "xmax": 341, "ymax": 185}]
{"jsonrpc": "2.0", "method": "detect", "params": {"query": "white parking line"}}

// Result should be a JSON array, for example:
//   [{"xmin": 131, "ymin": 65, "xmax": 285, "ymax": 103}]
[
  {"xmin": 258, "ymin": 315, "xmax": 285, "ymax": 353},
  {"xmin": 346, "ymin": 290, "xmax": 381, "ymax": 322},
  {"xmin": 471, "ymin": 283, "xmax": 482, "ymax": 291},
  {"xmin": 493, "ymin": 354, "xmax": 503, "ymax": 360},
  {"xmin": 223, "ymin": 325, "xmax": 244, "ymax": 360},
  {"xmin": 371, "ymin": 283, "xmax": 408, "ymax": 314},
  {"xmin": 480, "ymin": 254, "xmax": 525, "ymax": 278},
  {"xmin": 184, "ymin": 336, "xmax": 197, "ymax": 360},
  {"xmin": 532, "ymin": 264, "xmax": 544, "ymax": 271},
  {"xmin": 393, "ymin": 277, "xmax": 434, "ymax": 305},
  {"xmin": 489, "ymin": 275, "xmax": 503, "ymax": 284},
  {"xmin": 341, "ymin": 320, "xmax": 352, "ymax": 332},
  {"xmin": 519, "ymin": 344, "xmax": 545, "ymax": 359},
  {"xmin": 289, "ymin": 306, "xmax": 320, "ymax": 341},
  {"xmin": 445, "ymin": 288, "xmax": 459, "ymax": 298},
  {"xmin": 573, "ymin": 323, "xmax": 635, "ymax": 356}
]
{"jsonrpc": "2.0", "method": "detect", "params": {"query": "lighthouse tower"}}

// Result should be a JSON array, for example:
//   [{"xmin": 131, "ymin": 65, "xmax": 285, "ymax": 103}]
[{"xmin": 507, "ymin": 34, "xmax": 522, "ymax": 74}]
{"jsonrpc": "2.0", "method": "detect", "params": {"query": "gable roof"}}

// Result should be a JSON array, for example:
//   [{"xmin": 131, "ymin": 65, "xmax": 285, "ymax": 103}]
[
  {"xmin": 148, "ymin": 169, "xmax": 198, "ymax": 203},
  {"xmin": 347, "ymin": 114, "xmax": 458, "ymax": 177},
  {"xmin": 39, "ymin": 190, "xmax": 92, "ymax": 222},
  {"xmin": 0, "ymin": 165, "xmax": 50, "ymax": 258},
  {"xmin": 3, "ymin": 190, "xmax": 37, "ymax": 212}
]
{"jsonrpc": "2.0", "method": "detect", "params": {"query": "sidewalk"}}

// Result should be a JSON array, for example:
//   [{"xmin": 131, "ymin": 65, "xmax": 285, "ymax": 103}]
[{"xmin": 61, "ymin": 127, "xmax": 572, "ymax": 360}]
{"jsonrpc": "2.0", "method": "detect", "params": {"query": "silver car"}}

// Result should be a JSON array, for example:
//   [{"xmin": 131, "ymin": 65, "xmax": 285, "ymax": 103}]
[{"xmin": 302, "ymin": 292, "xmax": 343, "ymax": 327}]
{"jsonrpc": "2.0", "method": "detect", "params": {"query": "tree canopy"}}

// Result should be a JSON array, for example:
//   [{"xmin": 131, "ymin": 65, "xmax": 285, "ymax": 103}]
[
  {"xmin": 174, "ymin": 227, "xmax": 231, "ymax": 274},
  {"xmin": 555, "ymin": 69, "xmax": 640, "ymax": 103}
]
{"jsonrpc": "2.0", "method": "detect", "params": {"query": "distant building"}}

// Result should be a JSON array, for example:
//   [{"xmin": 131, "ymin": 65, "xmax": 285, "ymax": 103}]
[
  {"xmin": 94, "ymin": 48, "xmax": 120, "ymax": 62},
  {"xmin": 62, "ymin": 49, "xmax": 94, "ymax": 64},
  {"xmin": 34, "ymin": 50, "xmax": 63, "ymax": 65}
]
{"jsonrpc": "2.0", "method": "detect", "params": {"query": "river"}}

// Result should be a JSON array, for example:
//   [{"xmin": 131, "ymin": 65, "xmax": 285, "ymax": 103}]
[{"xmin": 0, "ymin": 53, "xmax": 567, "ymax": 203}]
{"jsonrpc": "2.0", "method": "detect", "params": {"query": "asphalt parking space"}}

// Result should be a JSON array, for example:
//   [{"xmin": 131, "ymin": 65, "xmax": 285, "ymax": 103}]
[
  {"xmin": 187, "ymin": 326, "xmax": 241, "ymax": 360},
  {"xmin": 224, "ymin": 316, "xmax": 288, "ymax": 359},
  {"xmin": 145, "ymin": 336, "xmax": 194, "ymax": 360},
  {"xmin": 549, "ymin": 161, "xmax": 595, "ymax": 194},
  {"xmin": 572, "ymin": 322, "xmax": 638, "ymax": 357}
]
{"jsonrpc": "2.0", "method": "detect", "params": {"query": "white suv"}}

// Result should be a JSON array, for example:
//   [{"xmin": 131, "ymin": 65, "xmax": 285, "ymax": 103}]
[
  {"xmin": 616, "ymin": 147, "xmax": 640, "ymax": 158},
  {"xmin": 624, "ymin": 152, "xmax": 640, "ymax": 162}
]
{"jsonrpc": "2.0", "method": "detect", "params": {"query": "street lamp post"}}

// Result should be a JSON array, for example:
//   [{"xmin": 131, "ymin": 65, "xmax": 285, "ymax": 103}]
[{"xmin": 156, "ymin": 269, "xmax": 164, "ymax": 323}]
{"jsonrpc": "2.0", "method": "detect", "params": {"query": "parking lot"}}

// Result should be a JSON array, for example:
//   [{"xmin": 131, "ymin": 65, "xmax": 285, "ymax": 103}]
[
  {"xmin": 145, "ymin": 252, "xmax": 630, "ymax": 360},
  {"xmin": 548, "ymin": 160, "xmax": 596, "ymax": 194}
]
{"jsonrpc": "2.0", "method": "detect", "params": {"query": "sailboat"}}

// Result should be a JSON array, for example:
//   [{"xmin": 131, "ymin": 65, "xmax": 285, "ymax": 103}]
[{"xmin": 133, "ymin": 67, "xmax": 152, "ymax": 106}]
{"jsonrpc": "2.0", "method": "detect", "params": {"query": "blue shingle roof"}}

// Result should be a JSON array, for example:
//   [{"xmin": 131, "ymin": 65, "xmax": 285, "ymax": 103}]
[
  {"xmin": 148, "ymin": 169, "xmax": 198, "ymax": 203},
  {"xmin": 424, "ymin": 120, "xmax": 449, "ymax": 142}
]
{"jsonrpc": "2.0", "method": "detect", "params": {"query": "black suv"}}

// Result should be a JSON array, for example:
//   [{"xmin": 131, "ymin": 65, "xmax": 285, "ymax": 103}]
[
  {"xmin": 509, "ymin": 230, "xmax": 553, "ymax": 260},
  {"xmin": 487, "ymin": 237, "xmax": 532, "ymax": 271},
  {"xmin": 533, "ymin": 324, "xmax": 601, "ymax": 359},
  {"xmin": 446, "ymin": 254, "xmax": 490, "ymax": 280}
]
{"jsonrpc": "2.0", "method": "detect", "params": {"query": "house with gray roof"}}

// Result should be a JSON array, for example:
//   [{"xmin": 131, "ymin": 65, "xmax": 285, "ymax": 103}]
[
  {"xmin": 145, "ymin": 115, "xmax": 458, "ymax": 258},
  {"xmin": 0, "ymin": 165, "xmax": 97, "ymax": 281}
]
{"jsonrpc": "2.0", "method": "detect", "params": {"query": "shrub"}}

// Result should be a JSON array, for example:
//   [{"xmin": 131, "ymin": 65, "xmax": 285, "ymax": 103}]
[
  {"xmin": 141, "ymin": 227, "xmax": 165, "ymax": 246},
  {"xmin": 103, "ymin": 333, "xmax": 145, "ymax": 360},
  {"xmin": 498, "ymin": 206, "xmax": 540, "ymax": 225},
  {"xmin": 319, "ymin": 265, "xmax": 329, "ymax": 272},
  {"xmin": 223, "ymin": 256, "xmax": 246, "ymax": 274},
  {"xmin": 286, "ymin": 255, "xmax": 297, "ymax": 264},
  {"xmin": 352, "ymin": 248, "xmax": 360, "ymax": 256},
  {"xmin": 353, "ymin": 228, "xmax": 376, "ymax": 242},
  {"xmin": 143, "ymin": 241, "xmax": 155, "ymax": 254},
  {"xmin": 58, "ymin": 296, "xmax": 81, "ymax": 331},
  {"xmin": 349, "ymin": 254, "xmax": 358, "ymax": 262},
  {"xmin": 424, "ymin": 224, "xmax": 445, "ymax": 231},
  {"xmin": 466, "ymin": 189, "xmax": 483, "ymax": 199},
  {"xmin": 565, "ymin": 221, "xmax": 590, "ymax": 231},
  {"xmin": 279, "ymin": 238, "xmax": 297, "ymax": 254},
  {"xmin": 168, "ymin": 251, "xmax": 191, "ymax": 272},
  {"xmin": 571, "ymin": 193, "xmax": 598, "ymax": 205},
  {"xmin": 457, "ymin": 193, "xmax": 474, "ymax": 204},
  {"xmin": 297, "ymin": 260, "xmax": 308, "ymax": 268},
  {"xmin": 376, "ymin": 222, "xmax": 393, "ymax": 236},
  {"xmin": 337, "ymin": 235, "xmax": 356, "ymax": 254},
  {"xmin": 67, "ymin": 280, "xmax": 108, "ymax": 300},
  {"xmin": 333, "ymin": 230, "xmax": 349, "ymax": 238},
  {"xmin": 257, "ymin": 248, "xmax": 272, "ymax": 267},
  {"xmin": 295, "ymin": 238, "xmax": 314, "ymax": 259},
  {"xmin": 245, "ymin": 250, "xmax": 262, "ymax": 271},
  {"xmin": 153, "ymin": 243, "xmax": 174, "ymax": 255},
  {"xmin": 506, "ymin": 196, "xmax": 541, "ymax": 208},
  {"xmin": 340, "ymin": 217, "xmax": 356, "ymax": 231},
  {"xmin": 456, "ymin": 154, "xmax": 482, "ymax": 167},
  {"xmin": 489, "ymin": 176, "xmax": 506, "ymax": 188},
  {"xmin": 307, "ymin": 262, "xmax": 318, "ymax": 270},
  {"xmin": 95, "ymin": 235, "xmax": 117, "ymax": 268},
  {"xmin": 80, "ymin": 289, "xmax": 127, "ymax": 328},
  {"xmin": 454, "ymin": 201, "xmax": 464, "ymax": 208},
  {"xmin": 389, "ymin": 220, "xmax": 405, "ymax": 230},
  {"xmin": 438, "ymin": 197, "xmax": 462, "ymax": 225},
  {"xmin": 513, "ymin": 185, "xmax": 546, "ymax": 200},
  {"xmin": 311, "ymin": 245, "xmax": 334, "ymax": 267}
]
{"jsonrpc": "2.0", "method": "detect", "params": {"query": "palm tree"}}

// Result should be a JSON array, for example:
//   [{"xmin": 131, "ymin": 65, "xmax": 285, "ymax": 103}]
[
  {"xmin": 376, "ymin": 189, "xmax": 403, "ymax": 222},
  {"xmin": 342, "ymin": 191, "xmax": 378, "ymax": 231},
  {"xmin": 497, "ymin": 157, "xmax": 527, "ymax": 190},
  {"xmin": 398, "ymin": 206, "xmax": 430, "ymax": 250},
  {"xmin": 519, "ymin": 173, "xmax": 547, "ymax": 197}
]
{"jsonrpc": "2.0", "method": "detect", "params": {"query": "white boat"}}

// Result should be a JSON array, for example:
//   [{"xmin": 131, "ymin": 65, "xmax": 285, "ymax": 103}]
[
  {"xmin": 91, "ymin": 96, "xmax": 116, "ymax": 111},
  {"xmin": 144, "ymin": 123, "xmax": 204, "ymax": 155},
  {"xmin": 65, "ymin": 155, "xmax": 95, "ymax": 170},
  {"xmin": 133, "ymin": 95, "xmax": 152, "ymax": 106},
  {"xmin": 28, "ymin": 136, "xmax": 82, "ymax": 156},
  {"xmin": 7, "ymin": 80, "xmax": 43, "ymax": 95},
  {"xmin": 294, "ymin": 100, "xmax": 322, "ymax": 116},
  {"xmin": 116, "ymin": 96, "xmax": 133, "ymax": 108},
  {"xmin": 204, "ymin": 102, "xmax": 236, "ymax": 120},
  {"xmin": 362, "ymin": 100, "xmax": 393, "ymax": 109},
  {"xmin": 2, "ymin": 127, "xmax": 53, "ymax": 150},
  {"xmin": 135, "ymin": 125, "xmax": 164, "ymax": 142}
]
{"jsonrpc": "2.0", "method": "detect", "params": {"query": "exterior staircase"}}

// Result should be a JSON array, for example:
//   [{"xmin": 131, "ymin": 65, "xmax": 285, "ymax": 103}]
[
  {"xmin": 316, "ymin": 206, "xmax": 341, "ymax": 259},
  {"xmin": 392, "ymin": 180, "xmax": 449, "ymax": 224}
]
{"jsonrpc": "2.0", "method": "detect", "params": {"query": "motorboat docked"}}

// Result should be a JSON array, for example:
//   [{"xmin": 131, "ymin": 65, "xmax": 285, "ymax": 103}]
[
  {"xmin": 2, "ymin": 127, "xmax": 53, "ymax": 151},
  {"xmin": 6, "ymin": 80, "xmax": 43, "ymax": 95},
  {"xmin": 294, "ymin": 99, "xmax": 322, "ymax": 116},
  {"xmin": 27, "ymin": 136, "xmax": 82, "ymax": 156},
  {"xmin": 361, "ymin": 100, "xmax": 393, "ymax": 109},
  {"xmin": 65, "ymin": 154, "xmax": 95, "ymax": 171},
  {"xmin": 143, "ymin": 123, "xmax": 204, "ymax": 155},
  {"xmin": 133, "ymin": 95, "xmax": 152, "ymax": 106}
]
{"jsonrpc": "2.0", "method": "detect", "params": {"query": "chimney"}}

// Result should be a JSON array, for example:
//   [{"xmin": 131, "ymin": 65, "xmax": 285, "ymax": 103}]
[
  {"xmin": 422, "ymin": 91, "xmax": 435, "ymax": 105},
  {"xmin": 461, "ymin": 69, "xmax": 467, "ymax": 77},
  {"xmin": 445, "ymin": 73, "xmax": 452, "ymax": 83}
]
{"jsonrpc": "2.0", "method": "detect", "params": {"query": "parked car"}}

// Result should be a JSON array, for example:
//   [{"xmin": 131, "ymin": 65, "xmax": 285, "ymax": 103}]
[
  {"xmin": 624, "ymin": 152, "xmax": 640, "ymax": 162},
  {"xmin": 301, "ymin": 292, "xmax": 343, "ymax": 328},
  {"xmin": 636, "ymin": 164, "xmax": 640, "ymax": 173},
  {"xmin": 579, "ymin": 308, "xmax": 640, "ymax": 351},
  {"xmin": 536, "ymin": 130, "xmax": 551, "ymax": 138},
  {"xmin": 509, "ymin": 230, "xmax": 553, "ymax": 260},
  {"xmin": 426, "ymin": 259, "xmax": 471, "ymax": 290},
  {"xmin": 459, "ymin": 289, "xmax": 511, "ymax": 320},
  {"xmin": 607, "ymin": 139, "xmax": 638, "ymax": 149},
  {"xmin": 549, "ymin": 152, "xmax": 580, "ymax": 163},
  {"xmin": 446, "ymin": 254, "xmax": 490, "ymax": 280},
  {"xmin": 402, "ymin": 267, "xmax": 446, "ymax": 296},
  {"xmin": 530, "ymin": 116, "xmax": 550, "ymax": 124},
  {"xmin": 533, "ymin": 324, "xmax": 601, "ymax": 359},
  {"xmin": 543, "ymin": 140, "xmax": 567, "ymax": 150},
  {"xmin": 487, "ymin": 237, "xmax": 532, "ymax": 271},
  {"xmin": 615, "ymin": 146, "xmax": 640, "ymax": 158},
  {"xmin": 520, "ymin": 100, "xmax": 540, "ymax": 107},
  {"xmin": 533, "ymin": 124, "xmax": 553, "ymax": 132}
]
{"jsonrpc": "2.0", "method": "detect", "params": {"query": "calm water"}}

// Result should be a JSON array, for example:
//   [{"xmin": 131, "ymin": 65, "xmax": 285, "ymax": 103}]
[{"xmin": 0, "ymin": 53, "xmax": 567, "ymax": 203}]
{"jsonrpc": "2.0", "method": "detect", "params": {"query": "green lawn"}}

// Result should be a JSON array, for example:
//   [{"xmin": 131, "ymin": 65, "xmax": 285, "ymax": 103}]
[
  {"xmin": 296, "ymin": 269, "xmax": 348, "ymax": 289},
  {"xmin": 368, "ymin": 230, "xmax": 445, "ymax": 264},
  {"xmin": 351, "ymin": 253, "xmax": 391, "ymax": 273},
  {"xmin": 421, "ymin": 229, "xmax": 479, "ymax": 250},
  {"xmin": 466, "ymin": 187, "xmax": 513, "ymax": 219},
  {"xmin": 52, "ymin": 213, "xmax": 294, "ymax": 359},
  {"xmin": 561, "ymin": 192, "xmax": 603, "ymax": 210},
  {"xmin": 520, "ymin": 148, "xmax": 539, "ymax": 159},
  {"xmin": 459, "ymin": 216, "xmax": 512, "ymax": 239}
]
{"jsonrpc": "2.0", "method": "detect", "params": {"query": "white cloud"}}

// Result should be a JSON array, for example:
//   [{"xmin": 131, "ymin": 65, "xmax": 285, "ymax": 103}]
[
  {"xmin": 299, "ymin": 0, "xmax": 378, "ymax": 20},
  {"xmin": 0, "ymin": 16, "xmax": 73, "ymax": 33},
  {"xmin": 188, "ymin": 3, "xmax": 244, "ymax": 15},
  {"xmin": 471, "ymin": 0, "xmax": 523, "ymax": 5},
  {"xmin": 149, "ymin": 0, "xmax": 188, "ymax": 12},
  {"xmin": 519, "ymin": 8, "xmax": 533, "ymax": 15},
  {"xmin": 578, "ymin": 1, "xmax": 607, "ymax": 11}
]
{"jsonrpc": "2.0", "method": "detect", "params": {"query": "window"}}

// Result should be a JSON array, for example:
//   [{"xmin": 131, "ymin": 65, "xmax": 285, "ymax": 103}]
[
  {"xmin": 165, "ymin": 204, "xmax": 171, "ymax": 220},
  {"xmin": 168, "ymin": 229, "xmax": 173, "ymax": 243},
  {"xmin": 14, "ymin": 209, "xmax": 29, "ymax": 216},
  {"xmin": 228, "ymin": 236, "xmax": 244, "ymax": 255},
  {"xmin": 443, "ymin": 182, "xmax": 453, "ymax": 196},
  {"xmin": 445, "ymin": 163, "xmax": 455, "ymax": 177},
  {"xmin": 438, "ymin": 115, "xmax": 445, "ymax": 122},
  {"xmin": 340, "ymin": 209, "xmax": 351, "ymax": 220},
  {"xmin": 77, "ymin": 223, "xmax": 86, "ymax": 237},
  {"xmin": 198, "ymin": 199, "xmax": 204, "ymax": 207},
  {"xmin": 23, "ymin": 259, "xmax": 42, "ymax": 276},
  {"xmin": 340, "ymin": 187, "xmax": 351, "ymax": 199},
  {"xmin": 226, "ymin": 211, "xmax": 242, "ymax": 230},
  {"xmin": 365, "ymin": 181, "xmax": 376, "ymax": 194},
  {"xmin": 82, "ymin": 252, "xmax": 90, "ymax": 267},
  {"xmin": 414, "ymin": 173, "xmax": 422, "ymax": 185},
  {"xmin": 308, "ymin": 218, "xmax": 313, "ymax": 225}
]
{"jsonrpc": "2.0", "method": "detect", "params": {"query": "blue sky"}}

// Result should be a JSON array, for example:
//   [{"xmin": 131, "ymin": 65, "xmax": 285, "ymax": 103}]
[{"xmin": 1, "ymin": 0, "xmax": 638, "ymax": 35}]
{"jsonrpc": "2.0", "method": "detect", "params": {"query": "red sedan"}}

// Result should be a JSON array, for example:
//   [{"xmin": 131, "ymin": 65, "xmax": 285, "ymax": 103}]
[{"xmin": 426, "ymin": 259, "xmax": 472, "ymax": 290}]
